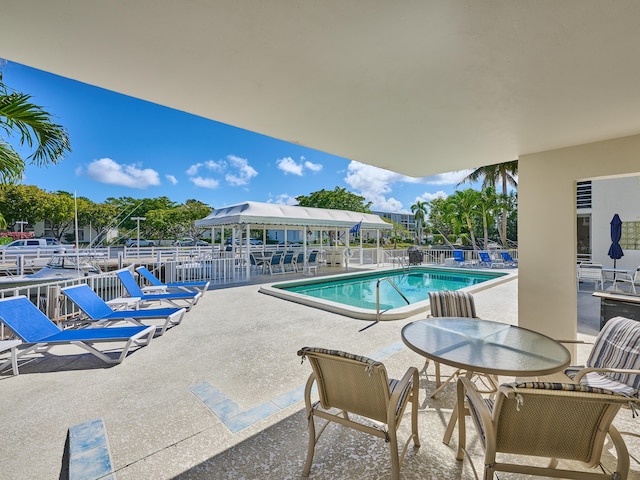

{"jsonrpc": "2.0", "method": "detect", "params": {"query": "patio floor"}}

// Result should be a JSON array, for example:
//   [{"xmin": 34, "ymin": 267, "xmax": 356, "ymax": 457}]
[{"xmin": 0, "ymin": 268, "xmax": 638, "ymax": 479}]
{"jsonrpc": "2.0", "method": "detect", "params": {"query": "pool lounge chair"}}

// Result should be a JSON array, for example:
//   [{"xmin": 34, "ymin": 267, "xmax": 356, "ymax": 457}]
[
  {"xmin": 499, "ymin": 250, "xmax": 518, "ymax": 267},
  {"xmin": 135, "ymin": 266, "xmax": 210, "ymax": 293},
  {"xmin": 452, "ymin": 249, "xmax": 471, "ymax": 267},
  {"xmin": 478, "ymin": 251, "xmax": 505, "ymax": 268},
  {"xmin": 62, "ymin": 284, "xmax": 187, "ymax": 336},
  {"xmin": 0, "ymin": 296, "xmax": 154, "ymax": 375},
  {"xmin": 116, "ymin": 270, "xmax": 202, "ymax": 311}
]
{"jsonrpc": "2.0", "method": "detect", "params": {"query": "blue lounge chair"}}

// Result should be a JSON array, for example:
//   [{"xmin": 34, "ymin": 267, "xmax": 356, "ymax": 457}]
[
  {"xmin": 116, "ymin": 270, "xmax": 202, "ymax": 311},
  {"xmin": 500, "ymin": 251, "xmax": 518, "ymax": 267},
  {"xmin": 0, "ymin": 296, "xmax": 154, "ymax": 374},
  {"xmin": 478, "ymin": 251, "xmax": 505, "ymax": 269},
  {"xmin": 135, "ymin": 266, "xmax": 210, "ymax": 293},
  {"xmin": 62, "ymin": 284, "xmax": 186, "ymax": 336},
  {"xmin": 452, "ymin": 250, "xmax": 471, "ymax": 267}
]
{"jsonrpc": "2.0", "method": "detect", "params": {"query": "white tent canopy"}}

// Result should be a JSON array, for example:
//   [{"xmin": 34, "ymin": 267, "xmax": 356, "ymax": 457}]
[{"xmin": 195, "ymin": 201, "xmax": 393, "ymax": 230}]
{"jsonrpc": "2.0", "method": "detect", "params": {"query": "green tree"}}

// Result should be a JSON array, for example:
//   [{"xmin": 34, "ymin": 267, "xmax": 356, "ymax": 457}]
[
  {"xmin": 448, "ymin": 189, "xmax": 481, "ymax": 248},
  {"xmin": 457, "ymin": 160, "xmax": 518, "ymax": 245},
  {"xmin": 0, "ymin": 184, "xmax": 48, "ymax": 229},
  {"xmin": 427, "ymin": 196, "xmax": 457, "ymax": 246},
  {"xmin": 42, "ymin": 191, "xmax": 74, "ymax": 241},
  {"xmin": 0, "ymin": 72, "xmax": 71, "ymax": 184},
  {"xmin": 410, "ymin": 200, "xmax": 428, "ymax": 244},
  {"xmin": 296, "ymin": 187, "xmax": 372, "ymax": 212}
]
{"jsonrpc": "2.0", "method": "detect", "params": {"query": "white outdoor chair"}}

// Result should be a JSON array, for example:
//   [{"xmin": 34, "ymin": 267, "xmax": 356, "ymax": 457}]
[{"xmin": 577, "ymin": 262, "xmax": 604, "ymax": 291}]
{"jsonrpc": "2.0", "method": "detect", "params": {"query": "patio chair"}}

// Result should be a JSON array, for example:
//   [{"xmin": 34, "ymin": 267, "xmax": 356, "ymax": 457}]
[
  {"xmin": 457, "ymin": 378, "xmax": 634, "ymax": 480},
  {"xmin": 426, "ymin": 291, "xmax": 496, "ymax": 398},
  {"xmin": 297, "ymin": 347, "xmax": 419, "ymax": 480},
  {"xmin": 304, "ymin": 251, "xmax": 319, "ymax": 275},
  {"xmin": 612, "ymin": 266, "xmax": 640, "ymax": 294},
  {"xmin": 499, "ymin": 250, "xmax": 518, "ymax": 267},
  {"xmin": 562, "ymin": 316, "xmax": 640, "ymax": 399},
  {"xmin": 62, "ymin": 284, "xmax": 187, "ymax": 336},
  {"xmin": 135, "ymin": 266, "xmax": 210, "ymax": 293},
  {"xmin": 577, "ymin": 262, "xmax": 604, "ymax": 291},
  {"xmin": 293, "ymin": 252, "xmax": 305, "ymax": 272},
  {"xmin": 0, "ymin": 296, "xmax": 154, "ymax": 375},
  {"xmin": 267, "ymin": 253, "xmax": 283, "ymax": 275},
  {"xmin": 282, "ymin": 252, "xmax": 295, "ymax": 273},
  {"xmin": 116, "ymin": 270, "xmax": 202, "ymax": 311},
  {"xmin": 478, "ymin": 251, "xmax": 505, "ymax": 269}
]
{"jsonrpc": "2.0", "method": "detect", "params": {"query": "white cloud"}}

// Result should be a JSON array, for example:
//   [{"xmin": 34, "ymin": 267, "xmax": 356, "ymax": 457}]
[
  {"xmin": 186, "ymin": 155, "xmax": 257, "ymax": 187},
  {"xmin": 268, "ymin": 193, "xmax": 298, "ymax": 205},
  {"xmin": 166, "ymin": 174, "xmax": 178, "ymax": 185},
  {"xmin": 277, "ymin": 156, "xmax": 323, "ymax": 176},
  {"xmin": 415, "ymin": 190, "xmax": 448, "ymax": 202},
  {"xmin": 82, "ymin": 158, "xmax": 160, "ymax": 188},
  {"xmin": 189, "ymin": 176, "xmax": 220, "ymax": 189},
  {"xmin": 277, "ymin": 157, "xmax": 304, "ymax": 176},
  {"xmin": 186, "ymin": 163, "xmax": 201, "ymax": 176},
  {"xmin": 225, "ymin": 155, "xmax": 258, "ymax": 186},
  {"xmin": 343, "ymin": 161, "xmax": 471, "ymax": 212},
  {"xmin": 304, "ymin": 160, "xmax": 322, "ymax": 172}
]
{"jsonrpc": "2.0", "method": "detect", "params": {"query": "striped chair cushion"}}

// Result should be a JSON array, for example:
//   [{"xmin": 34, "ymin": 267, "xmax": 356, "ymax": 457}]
[
  {"xmin": 565, "ymin": 316, "xmax": 640, "ymax": 397},
  {"xmin": 428, "ymin": 290, "xmax": 477, "ymax": 318}
]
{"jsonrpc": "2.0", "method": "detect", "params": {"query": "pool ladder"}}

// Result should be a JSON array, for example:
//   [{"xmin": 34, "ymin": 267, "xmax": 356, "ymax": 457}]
[
  {"xmin": 392, "ymin": 256, "xmax": 409, "ymax": 272},
  {"xmin": 359, "ymin": 277, "xmax": 411, "ymax": 332}
]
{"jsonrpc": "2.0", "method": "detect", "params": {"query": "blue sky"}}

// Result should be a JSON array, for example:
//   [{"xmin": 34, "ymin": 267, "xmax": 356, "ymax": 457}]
[{"xmin": 2, "ymin": 60, "xmax": 478, "ymax": 213}]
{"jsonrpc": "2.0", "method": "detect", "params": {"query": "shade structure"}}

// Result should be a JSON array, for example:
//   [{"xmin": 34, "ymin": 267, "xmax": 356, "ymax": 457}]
[
  {"xmin": 195, "ymin": 201, "xmax": 392, "ymax": 230},
  {"xmin": 608, "ymin": 213, "xmax": 624, "ymax": 268}
]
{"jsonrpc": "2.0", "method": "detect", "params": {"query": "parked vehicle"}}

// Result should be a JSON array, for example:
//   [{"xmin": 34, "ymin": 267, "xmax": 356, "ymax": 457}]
[
  {"xmin": 174, "ymin": 238, "xmax": 208, "ymax": 247},
  {"xmin": 0, "ymin": 238, "xmax": 71, "ymax": 254},
  {"xmin": 125, "ymin": 238, "xmax": 156, "ymax": 247}
]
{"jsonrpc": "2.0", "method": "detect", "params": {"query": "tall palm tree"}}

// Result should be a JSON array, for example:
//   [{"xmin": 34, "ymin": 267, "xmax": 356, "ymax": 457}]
[
  {"xmin": 410, "ymin": 200, "xmax": 428, "ymax": 244},
  {"xmin": 458, "ymin": 160, "xmax": 517, "ymax": 245},
  {"xmin": 0, "ymin": 73, "xmax": 71, "ymax": 184}
]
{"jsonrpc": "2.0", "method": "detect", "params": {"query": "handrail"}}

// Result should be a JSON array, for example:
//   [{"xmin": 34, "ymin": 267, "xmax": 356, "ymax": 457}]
[{"xmin": 359, "ymin": 276, "xmax": 411, "ymax": 332}]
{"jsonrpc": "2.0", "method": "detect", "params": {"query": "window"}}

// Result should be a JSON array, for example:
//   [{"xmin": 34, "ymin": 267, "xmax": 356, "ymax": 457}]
[{"xmin": 620, "ymin": 221, "xmax": 640, "ymax": 250}]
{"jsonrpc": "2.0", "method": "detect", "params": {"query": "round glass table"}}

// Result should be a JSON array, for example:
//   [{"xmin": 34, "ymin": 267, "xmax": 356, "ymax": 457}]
[
  {"xmin": 402, "ymin": 317, "xmax": 571, "ymax": 378},
  {"xmin": 401, "ymin": 317, "xmax": 571, "ymax": 443}
]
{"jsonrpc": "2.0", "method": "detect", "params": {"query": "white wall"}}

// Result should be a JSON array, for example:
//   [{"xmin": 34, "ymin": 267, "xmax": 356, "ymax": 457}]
[
  {"xmin": 519, "ymin": 133, "xmax": 640, "ymax": 343},
  {"xmin": 591, "ymin": 176, "xmax": 640, "ymax": 269}
]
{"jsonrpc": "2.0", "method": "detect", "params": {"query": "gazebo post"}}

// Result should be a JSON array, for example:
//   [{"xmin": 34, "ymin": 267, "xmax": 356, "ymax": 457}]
[{"xmin": 245, "ymin": 223, "xmax": 250, "ymax": 280}]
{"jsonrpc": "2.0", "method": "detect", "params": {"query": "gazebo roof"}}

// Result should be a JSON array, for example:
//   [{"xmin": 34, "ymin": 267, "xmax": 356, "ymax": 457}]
[{"xmin": 195, "ymin": 201, "xmax": 392, "ymax": 230}]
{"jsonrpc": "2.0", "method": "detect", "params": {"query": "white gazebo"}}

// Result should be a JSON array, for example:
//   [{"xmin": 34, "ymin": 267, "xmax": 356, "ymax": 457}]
[{"xmin": 195, "ymin": 201, "xmax": 393, "ymax": 278}]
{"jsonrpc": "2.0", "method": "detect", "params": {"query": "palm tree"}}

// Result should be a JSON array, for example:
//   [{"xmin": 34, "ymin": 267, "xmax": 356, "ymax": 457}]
[
  {"xmin": 410, "ymin": 200, "xmax": 428, "ymax": 244},
  {"xmin": 0, "ymin": 73, "xmax": 71, "ymax": 184},
  {"xmin": 448, "ymin": 189, "xmax": 481, "ymax": 248},
  {"xmin": 458, "ymin": 160, "xmax": 517, "ymax": 245}
]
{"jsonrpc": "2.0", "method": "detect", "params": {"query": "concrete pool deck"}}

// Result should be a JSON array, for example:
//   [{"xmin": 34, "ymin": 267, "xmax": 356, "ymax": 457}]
[{"xmin": 0, "ymin": 268, "xmax": 638, "ymax": 479}]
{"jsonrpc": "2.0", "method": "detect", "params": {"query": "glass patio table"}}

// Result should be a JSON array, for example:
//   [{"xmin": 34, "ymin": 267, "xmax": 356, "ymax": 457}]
[{"xmin": 401, "ymin": 317, "xmax": 571, "ymax": 443}]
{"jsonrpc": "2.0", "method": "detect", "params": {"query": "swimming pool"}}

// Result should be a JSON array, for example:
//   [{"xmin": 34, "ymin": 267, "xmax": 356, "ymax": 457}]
[{"xmin": 259, "ymin": 267, "xmax": 513, "ymax": 320}]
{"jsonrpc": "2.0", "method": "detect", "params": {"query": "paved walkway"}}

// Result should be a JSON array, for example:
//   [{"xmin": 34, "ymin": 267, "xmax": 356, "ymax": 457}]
[{"xmin": 0, "ymin": 270, "xmax": 638, "ymax": 479}]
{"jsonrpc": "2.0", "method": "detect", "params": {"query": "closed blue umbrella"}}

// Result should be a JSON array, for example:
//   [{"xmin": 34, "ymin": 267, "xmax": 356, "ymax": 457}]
[{"xmin": 608, "ymin": 213, "xmax": 623, "ymax": 269}]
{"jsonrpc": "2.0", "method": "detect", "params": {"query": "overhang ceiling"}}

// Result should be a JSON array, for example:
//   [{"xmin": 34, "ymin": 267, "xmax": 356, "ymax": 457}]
[{"xmin": 1, "ymin": 1, "xmax": 639, "ymax": 177}]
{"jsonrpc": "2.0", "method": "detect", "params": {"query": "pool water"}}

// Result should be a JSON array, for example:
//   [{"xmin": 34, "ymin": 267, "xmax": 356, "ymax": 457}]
[{"xmin": 276, "ymin": 267, "xmax": 505, "ymax": 311}]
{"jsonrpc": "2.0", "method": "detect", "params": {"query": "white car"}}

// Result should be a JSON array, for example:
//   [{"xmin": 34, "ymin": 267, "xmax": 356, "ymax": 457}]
[
  {"xmin": 125, "ymin": 238, "xmax": 156, "ymax": 247},
  {"xmin": 0, "ymin": 238, "xmax": 70, "ymax": 254}
]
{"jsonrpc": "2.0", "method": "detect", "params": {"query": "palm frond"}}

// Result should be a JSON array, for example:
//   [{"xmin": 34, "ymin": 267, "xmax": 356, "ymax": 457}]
[
  {"xmin": 0, "ymin": 91, "xmax": 71, "ymax": 166},
  {"xmin": 0, "ymin": 141, "xmax": 25, "ymax": 184}
]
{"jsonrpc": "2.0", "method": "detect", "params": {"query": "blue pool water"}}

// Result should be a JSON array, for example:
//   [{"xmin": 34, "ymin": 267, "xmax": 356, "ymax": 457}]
[{"xmin": 275, "ymin": 267, "xmax": 505, "ymax": 311}]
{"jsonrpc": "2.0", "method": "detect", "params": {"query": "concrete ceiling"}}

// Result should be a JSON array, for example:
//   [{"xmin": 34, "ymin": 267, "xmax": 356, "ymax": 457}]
[{"xmin": 2, "ymin": 1, "xmax": 640, "ymax": 177}]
